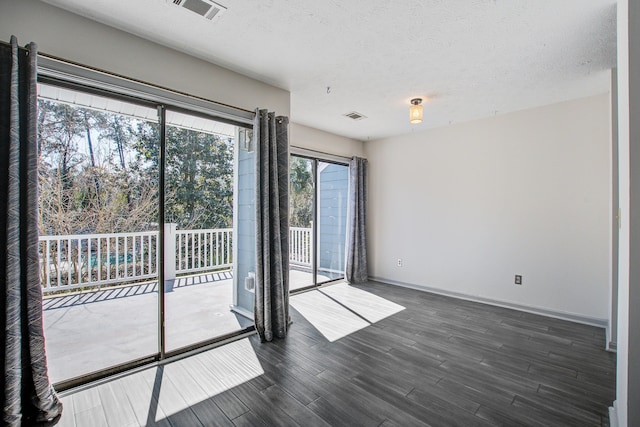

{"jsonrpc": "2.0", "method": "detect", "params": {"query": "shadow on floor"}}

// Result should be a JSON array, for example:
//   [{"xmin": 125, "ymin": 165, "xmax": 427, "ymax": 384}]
[{"xmin": 42, "ymin": 270, "xmax": 233, "ymax": 311}]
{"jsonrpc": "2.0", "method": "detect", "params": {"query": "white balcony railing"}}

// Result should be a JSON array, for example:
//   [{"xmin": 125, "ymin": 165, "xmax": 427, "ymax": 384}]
[
  {"xmin": 176, "ymin": 228, "xmax": 232, "ymax": 274},
  {"xmin": 39, "ymin": 231, "xmax": 159, "ymax": 293},
  {"xmin": 39, "ymin": 226, "xmax": 312, "ymax": 293},
  {"xmin": 289, "ymin": 226, "xmax": 312, "ymax": 267}
]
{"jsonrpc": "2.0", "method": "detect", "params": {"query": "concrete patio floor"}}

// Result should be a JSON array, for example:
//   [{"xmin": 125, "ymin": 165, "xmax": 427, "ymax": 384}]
[{"xmin": 43, "ymin": 269, "xmax": 333, "ymax": 384}]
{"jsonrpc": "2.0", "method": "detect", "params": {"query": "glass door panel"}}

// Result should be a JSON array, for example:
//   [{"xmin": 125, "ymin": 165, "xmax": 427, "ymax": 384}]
[
  {"xmin": 289, "ymin": 156, "xmax": 315, "ymax": 290},
  {"xmin": 38, "ymin": 84, "xmax": 159, "ymax": 384},
  {"xmin": 317, "ymin": 162, "xmax": 349, "ymax": 283},
  {"xmin": 164, "ymin": 110, "xmax": 251, "ymax": 352},
  {"xmin": 289, "ymin": 156, "xmax": 349, "ymax": 291}
]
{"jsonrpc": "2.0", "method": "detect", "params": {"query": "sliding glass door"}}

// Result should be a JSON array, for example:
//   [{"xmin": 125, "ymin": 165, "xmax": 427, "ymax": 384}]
[
  {"xmin": 38, "ymin": 81, "xmax": 255, "ymax": 388},
  {"xmin": 289, "ymin": 155, "xmax": 349, "ymax": 291}
]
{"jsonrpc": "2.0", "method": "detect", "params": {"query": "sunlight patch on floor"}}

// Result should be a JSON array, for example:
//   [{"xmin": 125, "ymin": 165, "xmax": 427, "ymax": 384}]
[
  {"xmin": 290, "ymin": 283, "xmax": 405, "ymax": 342},
  {"xmin": 290, "ymin": 290, "xmax": 370, "ymax": 341},
  {"xmin": 321, "ymin": 283, "xmax": 406, "ymax": 323},
  {"xmin": 59, "ymin": 338, "xmax": 267, "ymax": 425},
  {"xmin": 154, "ymin": 338, "xmax": 264, "ymax": 420}
]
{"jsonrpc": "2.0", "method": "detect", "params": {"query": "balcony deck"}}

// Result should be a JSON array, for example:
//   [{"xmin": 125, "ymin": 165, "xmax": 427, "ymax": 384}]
[{"xmin": 43, "ymin": 269, "xmax": 328, "ymax": 384}]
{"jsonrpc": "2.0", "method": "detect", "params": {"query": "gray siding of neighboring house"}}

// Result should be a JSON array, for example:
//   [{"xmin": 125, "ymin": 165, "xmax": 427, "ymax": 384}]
[
  {"xmin": 318, "ymin": 163, "xmax": 348, "ymax": 277},
  {"xmin": 234, "ymin": 146, "xmax": 255, "ymax": 312}
]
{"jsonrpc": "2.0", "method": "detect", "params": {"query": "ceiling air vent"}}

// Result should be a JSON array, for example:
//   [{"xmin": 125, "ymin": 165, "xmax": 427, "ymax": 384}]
[
  {"xmin": 343, "ymin": 111, "xmax": 367, "ymax": 121},
  {"xmin": 170, "ymin": 0, "xmax": 227, "ymax": 21}
]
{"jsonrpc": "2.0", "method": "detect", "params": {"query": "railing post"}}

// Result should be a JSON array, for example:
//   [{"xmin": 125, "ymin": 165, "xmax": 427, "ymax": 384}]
[{"xmin": 164, "ymin": 223, "xmax": 177, "ymax": 292}]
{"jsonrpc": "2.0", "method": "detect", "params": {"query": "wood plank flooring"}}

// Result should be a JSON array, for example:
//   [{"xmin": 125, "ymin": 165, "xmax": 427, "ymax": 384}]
[{"xmin": 56, "ymin": 281, "xmax": 616, "ymax": 426}]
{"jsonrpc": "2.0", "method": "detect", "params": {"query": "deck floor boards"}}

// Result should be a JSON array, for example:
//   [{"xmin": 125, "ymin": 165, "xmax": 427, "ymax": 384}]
[{"xmin": 57, "ymin": 281, "xmax": 615, "ymax": 426}]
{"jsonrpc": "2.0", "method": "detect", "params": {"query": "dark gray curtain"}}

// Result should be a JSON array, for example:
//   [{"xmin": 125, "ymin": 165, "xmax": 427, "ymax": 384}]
[
  {"xmin": 345, "ymin": 156, "xmax": 368, "ymax": 284},
  {"xmin": 0, "ymin": 36, "xmax": 63, "ymax": 426},
  {"xmin": 254, "ymin": 110, "xmax": 290, "ymax": 342}
]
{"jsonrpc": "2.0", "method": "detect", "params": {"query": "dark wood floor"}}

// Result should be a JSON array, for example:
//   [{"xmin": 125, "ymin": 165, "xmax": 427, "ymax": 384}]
[{"xmin": 56, "ymin": 281, "xmax": 616, "ymax": 427}]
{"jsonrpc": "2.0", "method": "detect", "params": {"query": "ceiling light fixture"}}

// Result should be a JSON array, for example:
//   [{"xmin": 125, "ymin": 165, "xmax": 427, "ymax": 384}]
[{"xmin": 409, "ymin": 98, "xmax": 423, "ymax": 124}]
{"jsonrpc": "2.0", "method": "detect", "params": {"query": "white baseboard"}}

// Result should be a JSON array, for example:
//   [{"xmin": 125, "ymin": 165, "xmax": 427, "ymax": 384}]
[
  {"xmin": 370, "ymin": 276, "xmax": 608, "ymax": 329},
  {"xmin": 609, "ymin": 400, "xmax": 619, "ymax": 427},
  {"xmin": 605, "ymin": 323, "xmax": 618, "ymax": 352}
]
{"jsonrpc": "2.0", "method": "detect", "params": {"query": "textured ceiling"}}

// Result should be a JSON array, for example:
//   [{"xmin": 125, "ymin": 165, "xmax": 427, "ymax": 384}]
[{"xmin": 41, "ymin": 0, "xmax": 617, "ymax": 141}]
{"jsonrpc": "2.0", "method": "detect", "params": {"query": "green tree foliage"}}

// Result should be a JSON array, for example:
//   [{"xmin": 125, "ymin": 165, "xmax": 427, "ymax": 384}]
[
  {"xmin": 38, "ymin": 99, "xmax": 234, "ymax": 235},
  {"xmin": 289, "ymin": 157, "xmax": 313, "ymax": 227},
  {"xmin": 167, "ymin": 127, "xmax": 233, "ymax": 229},
  {"xmin": 133, "ymin": 123, "xmax": 233, "ymax": 229}
]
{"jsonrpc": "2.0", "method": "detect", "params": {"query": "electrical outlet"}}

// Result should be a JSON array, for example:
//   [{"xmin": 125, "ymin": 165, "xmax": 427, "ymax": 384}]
[
  {"xmin": 397, "ymin": 258, "xmax": 403, "ymax": 267},
  {"xmin": 515, "ymin": 275, "xmax": 522, "ymax": 285}
]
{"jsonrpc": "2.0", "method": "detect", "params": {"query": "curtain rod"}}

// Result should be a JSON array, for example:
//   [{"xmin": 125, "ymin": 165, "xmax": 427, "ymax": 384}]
[
  {"xmin": 289, "ymin": 145, "xmax": 353, "ymax": 162},
  {"xmin": 0, "ymin": 39, "xmax": 32, "ymax": 53}
]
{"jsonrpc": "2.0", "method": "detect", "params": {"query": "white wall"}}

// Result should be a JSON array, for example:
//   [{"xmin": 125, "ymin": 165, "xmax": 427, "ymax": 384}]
[
  {"xmin": 615, "ymin": 0, "xmax": 640, "ymax": 425},
  {"xmin": 290, "ymin": 123, "xmax": 365, "ymax": 159},
  {"xmin": 615, "ymin": 1, "xmax": 630, "ymax": 418},
  {"xmin": 0, "ymin": 0, "xmax": 289, "ymax": 115},
  {"xmin": 366, "ymin": 94, "xmax": 611, "ymax": 322},
  {"xmin": 609, "ymin": 69, "xmax": 619, "ymax": 351}
]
